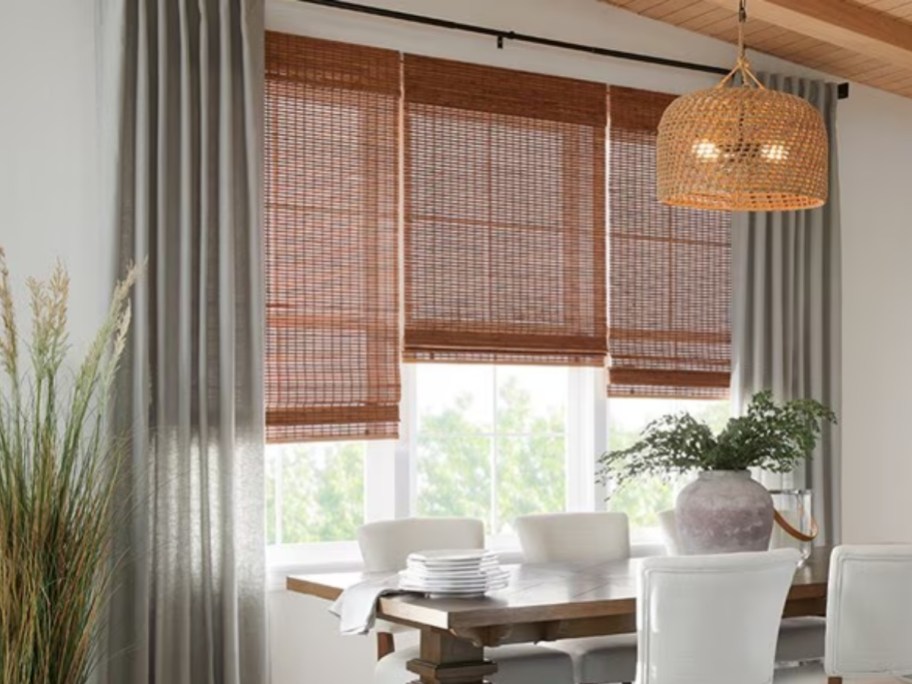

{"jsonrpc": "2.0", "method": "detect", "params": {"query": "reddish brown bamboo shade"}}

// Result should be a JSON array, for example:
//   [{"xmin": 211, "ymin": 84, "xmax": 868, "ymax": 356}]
[
  {"xmin": 607, "ymin": 86, "xmax": 732, "ymax": 398},
  {"xmin": 264, "ymin": 33, "xmax": 401, "ymax": 442},
  {"xmin": 403, "ymin": 56, "xmax": 607, "ymax": 366}
]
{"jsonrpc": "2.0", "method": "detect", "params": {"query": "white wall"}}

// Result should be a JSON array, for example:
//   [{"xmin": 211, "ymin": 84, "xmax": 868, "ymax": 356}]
[
  {"xmin": 0, "ymin": 0, "xmax": 112, "ymax": 351},
  {"xmin": 265, "ymin": 1, "xmax": 912, "ymax": 681},
  {"xmin": 838, "ymin": 83, "xmax": 912, "ymax": 545},
  {"xmin": 4, "ymin": 1, "xmax": 912, "ymax": 683}
]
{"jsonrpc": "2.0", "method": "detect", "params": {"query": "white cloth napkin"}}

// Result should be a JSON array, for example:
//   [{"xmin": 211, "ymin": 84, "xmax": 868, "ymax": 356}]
[{"xmin": 329, "ymin": 574, "xmax": 408, "ymax": 635}]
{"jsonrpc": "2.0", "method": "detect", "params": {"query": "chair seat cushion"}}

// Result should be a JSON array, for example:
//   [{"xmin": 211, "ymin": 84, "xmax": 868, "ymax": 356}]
[
  {"xmin": 549, "ymin": 634, "xmax": 638, "ymax": 684},
  {"xmin": 776, "ymin": 617, "xmax": 826, "ymax": 664},
  {"xmin": 375, "ymin": 643, "xmax": 574, "ymax": 684}
]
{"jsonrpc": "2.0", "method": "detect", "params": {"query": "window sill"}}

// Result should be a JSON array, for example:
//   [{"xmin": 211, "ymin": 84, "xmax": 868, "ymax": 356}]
[{"xmin": 267, "ymin": 541, "xmax": 362, "ymax": 591}]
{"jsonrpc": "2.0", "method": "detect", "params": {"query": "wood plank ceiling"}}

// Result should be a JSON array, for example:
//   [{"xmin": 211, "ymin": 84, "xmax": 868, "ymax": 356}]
[{"xmin": 598, "ymin": 0, "xmax": 912, "ymax": 98}]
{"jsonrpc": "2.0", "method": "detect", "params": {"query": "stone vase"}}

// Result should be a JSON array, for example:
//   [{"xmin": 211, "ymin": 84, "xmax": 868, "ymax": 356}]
[{"xmin": 676, "ymin": 470, "xmax": 774, "ymax": 554}]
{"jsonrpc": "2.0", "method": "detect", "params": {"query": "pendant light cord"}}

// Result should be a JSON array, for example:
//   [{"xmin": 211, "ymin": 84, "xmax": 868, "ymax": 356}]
[
  {"xmin": 715, "ymin": 0, "xmax": 766, "ymax": 90},
  {"xmin": 737, "ymin": 0, "xmax": 747, "ymax": 61}
]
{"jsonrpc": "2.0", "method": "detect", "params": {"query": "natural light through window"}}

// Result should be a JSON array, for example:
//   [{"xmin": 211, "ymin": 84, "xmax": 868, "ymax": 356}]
[
  {"xmin": 265, "ymin": 368, "xmax": 732, "ymax": 550},
  {"xmin": 414, "ymin": 364, "xmax": 568, "ymax": 535},
  {"xmin": 266, "ymin": 441, "xmax": 366, "ymax": 545}
]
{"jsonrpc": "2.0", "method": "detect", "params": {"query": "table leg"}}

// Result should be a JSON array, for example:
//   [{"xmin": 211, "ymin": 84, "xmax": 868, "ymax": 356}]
[{"xmin": 407, "ymin": 629, "xmax": 498, "ymax": 684}]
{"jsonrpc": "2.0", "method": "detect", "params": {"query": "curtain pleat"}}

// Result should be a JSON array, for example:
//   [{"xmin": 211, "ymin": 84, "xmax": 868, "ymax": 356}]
[
  {"xmin": 99, "ymin": 0, "xmax": 266, "ymax": 682},
  {"xmin": 732, "ymin": 74, "xmax": 842, "ymax": 546}
]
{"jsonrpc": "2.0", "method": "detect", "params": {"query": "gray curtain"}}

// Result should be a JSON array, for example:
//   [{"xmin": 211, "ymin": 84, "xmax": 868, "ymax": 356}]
[
  {"xmin": 98, "ymin": 1, "xmax": 266, "ymax": 682},
  {"xmin": 732, "ymin": 74, "xmax": 842, "ymax": 546}
]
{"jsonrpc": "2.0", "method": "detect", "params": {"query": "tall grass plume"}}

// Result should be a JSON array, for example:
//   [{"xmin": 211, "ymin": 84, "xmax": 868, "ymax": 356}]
[{"xmin": 0, "ymin": 249, "xmax": 138, "ymax": 684}]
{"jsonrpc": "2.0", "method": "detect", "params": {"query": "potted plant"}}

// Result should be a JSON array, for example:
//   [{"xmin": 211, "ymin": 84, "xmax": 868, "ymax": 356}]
[
  {"xmin": 0, "ymin": 251, "xmax": 137, "ymax": 684},
  {"xmin": 597, "ymin": 391, "xmax": 836, "ymax": 554}
]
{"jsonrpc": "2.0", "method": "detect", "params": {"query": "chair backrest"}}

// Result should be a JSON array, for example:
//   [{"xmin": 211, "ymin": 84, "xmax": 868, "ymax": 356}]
[
  {"xmin": 825, "ymin": 544, "xmax": 912, "ymax": 678},
  {"xmin": 657, "ymin": 509, "xmax": 681, "ymax": 556},
  {"xmin": 637, "ymin": 548, "xmax": 801, "ymax": 684},
  {"xmin": 515, "ymin": 512, "xmax": 630, "ymax": 563},
  {"xmin": 357, "ymin": 517, "xmax": 485, "ymax": 573}
]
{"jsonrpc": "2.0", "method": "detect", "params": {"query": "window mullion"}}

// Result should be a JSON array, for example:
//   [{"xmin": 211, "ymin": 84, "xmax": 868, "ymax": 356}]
[
  {"xmin": 592, "ymin": 367, "xmax": 609, "ymax": 511},
  {"xmin": 364, "ymin": 440, "xmax": 396, "ymax": 522},
  {"xmin": 274, "ymin": 448, "xmax": 285, "ymax": 545},
  {"xmin": 567, "ymin": 367, "xmax": 599, "ymax": 512},
  {"xmin": 490, "ymin": 366, "xmax": 499, "ymax": 536},
  {"xmin": 401, "ymin": 363, "xmax": 417, "ymax": 519}
]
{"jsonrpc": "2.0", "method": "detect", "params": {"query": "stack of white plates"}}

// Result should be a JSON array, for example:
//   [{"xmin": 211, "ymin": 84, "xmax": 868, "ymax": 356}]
[{"xmin": 398, "ymin": 549, "xmax": 509, "ymax": 597}]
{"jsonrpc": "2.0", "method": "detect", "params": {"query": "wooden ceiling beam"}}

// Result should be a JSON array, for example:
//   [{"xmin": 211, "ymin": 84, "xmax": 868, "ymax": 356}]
[{"xmin": 705, "ymin": 0, "xmax": 912, "ymax": 71}]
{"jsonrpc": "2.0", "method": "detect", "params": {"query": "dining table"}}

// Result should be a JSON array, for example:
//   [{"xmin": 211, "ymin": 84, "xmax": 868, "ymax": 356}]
[{"xmin": 287, "ymin": 545, "xmax": 830, "ymax": 684}]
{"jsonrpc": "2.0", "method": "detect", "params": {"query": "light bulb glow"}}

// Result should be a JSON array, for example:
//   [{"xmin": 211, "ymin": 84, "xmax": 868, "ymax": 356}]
[
  {"xmin": 761, "ymin": 143, "xmax": 789, "ymax": 161},
  {"xmin": 692, "ymin": 140, "xmax": 720, "ymax": 160}
]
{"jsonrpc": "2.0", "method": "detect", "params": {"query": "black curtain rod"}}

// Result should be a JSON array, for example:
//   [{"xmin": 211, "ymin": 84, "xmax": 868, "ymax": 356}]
[{"xmin": 296, "ymin": 0, "xmax": 850, "ymax": 100}]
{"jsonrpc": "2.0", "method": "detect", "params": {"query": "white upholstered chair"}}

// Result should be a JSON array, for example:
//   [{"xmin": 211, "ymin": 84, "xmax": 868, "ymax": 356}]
[
  {"xmin": 516, "ymin": 512, "xmax": 638, "ymax": 683},
  {"xmin": 775, "ymin": 545, "xmax": 912, "ymax": 684},
  {"xmin": 357, "ymin": 517, "xmax": 575, "ymax": 684},
  {"xmin": 516, "ymin": 512, "xmax": 631, "ymax": 564},
  {"xmin": 359, "ymin": 517, "xmax": 485, "ymax": 659},
  {"xmin": 637, "ymin": 548, "xmax": 801, "ymax": 684},
  {"xmin": 659, "ymin": 507, "xmax": 825, "ymax": 666}
]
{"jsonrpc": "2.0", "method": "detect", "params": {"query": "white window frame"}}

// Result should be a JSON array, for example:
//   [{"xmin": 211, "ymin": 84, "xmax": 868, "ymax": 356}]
[
  {"xmin": 267, "ymin": 365, "xmax": 603, "ymax": 579},
  {"xmin": 265, "ymin": 364, "xmax": 722, "ymax": 586},
  {"xmin": 408, "ymin": 364, "xmax": 589, "ymax": 544}
]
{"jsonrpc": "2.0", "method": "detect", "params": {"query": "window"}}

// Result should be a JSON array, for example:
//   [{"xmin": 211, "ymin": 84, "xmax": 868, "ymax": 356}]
[
  {"xmin": 266, "ymin": 369, "xmax": 734, "ymax": 555},
  {"xmin": 262, "ymin": 34, "xmax": 734, "ymax": 565},
  {"xmin": 414, "ymin": 365, "xmax": 568, "ymax": 535}
]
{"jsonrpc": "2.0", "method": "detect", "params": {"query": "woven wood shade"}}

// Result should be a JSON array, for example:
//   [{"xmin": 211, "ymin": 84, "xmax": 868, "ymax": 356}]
[
  {"xmin": 264, "ymin": 33, "xmax": 401, "ymax": 442},
  {"xmin": 608, "ymin": 87, "xmax": 731, "ymax": 399},
  {"xmin": 403, "ymin": 56, "xmax": 608, "ymax": 366}
]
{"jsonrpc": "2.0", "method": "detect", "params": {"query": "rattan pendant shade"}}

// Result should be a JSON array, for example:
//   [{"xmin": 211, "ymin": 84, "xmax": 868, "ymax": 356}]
[{"xmin": 657, "ymin": 2, "xmax": 828, "ymax": 212}]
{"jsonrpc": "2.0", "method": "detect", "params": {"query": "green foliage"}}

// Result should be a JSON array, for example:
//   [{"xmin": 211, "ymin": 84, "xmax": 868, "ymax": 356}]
[
  {"xmin": 266, "ymin": 442, "xmax": 365, "ymax": 544},
  {"xmin": 415, "ymin": 394, "xmax": 492, "ymax": 524},
  {"xmin": 598, "ymin": 391, "xmax": 837, "ymax": 495},
  {"xmin": 268, "ymin": 374, "xmax": 567, "ymax": 543},
  {"xmin": 491, "ymin": 377, "xmax": 565, "ymax": 533},
  {"xmin": 605, "ymin": 400, "xmax": 729, "ymax": 529},
  {"xmin": 269, "ymin": 378, "xmax": 736, "ymax": 542},
  {"xmin": 0, "ymin": 251, "xmax": 137, "ymax": 684},
  {"xmin": 417, "ymin": 376, "xmax": 565, "ymax": 534}
]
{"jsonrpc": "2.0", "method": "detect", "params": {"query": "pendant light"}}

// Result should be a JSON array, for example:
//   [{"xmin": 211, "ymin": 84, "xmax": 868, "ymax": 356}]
[{"xmin": 656, "ymin": 0, "xmax": 828, "ymax": 211}]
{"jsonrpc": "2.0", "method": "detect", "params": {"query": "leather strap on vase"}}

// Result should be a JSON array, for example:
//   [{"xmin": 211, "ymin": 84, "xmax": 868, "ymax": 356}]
[{"xmin": 773, "ymin": 509, "xmax": 819, "ymax": 543}]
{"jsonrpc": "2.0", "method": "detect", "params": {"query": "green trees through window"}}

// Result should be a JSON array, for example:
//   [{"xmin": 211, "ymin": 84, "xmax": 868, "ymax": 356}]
[
  {"xmin": 265, "ymin": 366, "xmax": 730, "ymax": 545},
  {"xmin": 266, "ymin": 441, "xmax": 365, "ymax": 544},
  {"xmin": 416, "ymin": 374, "xmax": 566, "ymax": 535}
]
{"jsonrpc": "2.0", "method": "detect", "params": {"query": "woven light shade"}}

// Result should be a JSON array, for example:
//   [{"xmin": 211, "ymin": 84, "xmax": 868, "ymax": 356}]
[{"xmin": 656, "ymin": 2, "xmax": 828, "ymax": 212}]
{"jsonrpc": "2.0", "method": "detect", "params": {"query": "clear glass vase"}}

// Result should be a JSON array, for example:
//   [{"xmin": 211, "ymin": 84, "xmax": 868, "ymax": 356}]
[{"xmin": 768, "ymin": 489, "xmax": 816, "ymax": 564}]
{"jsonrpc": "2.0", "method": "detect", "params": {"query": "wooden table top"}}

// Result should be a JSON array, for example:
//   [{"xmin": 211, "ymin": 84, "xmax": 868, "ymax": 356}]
[{"xmin": 287, "ymin": 546, "xmax": 830, "ymax": 638}]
